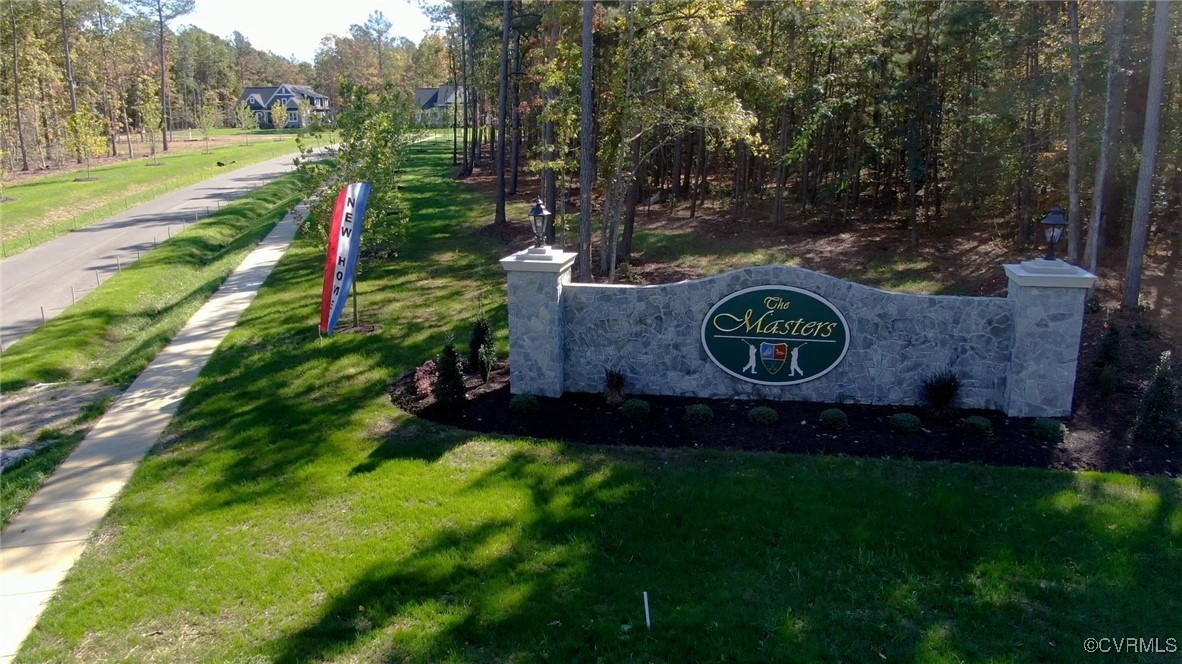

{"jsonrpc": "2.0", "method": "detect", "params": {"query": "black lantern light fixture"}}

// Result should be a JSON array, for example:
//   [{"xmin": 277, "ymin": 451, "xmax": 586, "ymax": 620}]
[
  {"xmin": 1040, "ymin": 205, "xmax": 1067, "ymax": 261},
  {"xmin": 528, "ymin": 197, "xmax": 552, "ymax": 249}
]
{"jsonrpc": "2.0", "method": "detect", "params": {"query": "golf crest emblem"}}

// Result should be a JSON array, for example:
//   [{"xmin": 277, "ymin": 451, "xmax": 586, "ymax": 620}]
[
  {"xmin": 760, "ymin": 342, "xmax": 788, "ymax": 374},
  {"xmin": 702, "ymin": 285, "xmax": 850, "ymax": 386}
]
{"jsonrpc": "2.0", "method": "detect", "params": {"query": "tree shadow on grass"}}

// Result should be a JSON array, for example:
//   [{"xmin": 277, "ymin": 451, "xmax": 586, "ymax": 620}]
[
  {"xmin": 87, "ymin": 134, "xmax": 1182, "ymax": 663},
  {"xmin": 259, "ymin": 442, "xmax": 1182, "ymax": 663}
]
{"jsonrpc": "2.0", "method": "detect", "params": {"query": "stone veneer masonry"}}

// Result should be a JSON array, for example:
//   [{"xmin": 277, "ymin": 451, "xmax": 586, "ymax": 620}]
[{"xmin": 502, "ymin": 250, "xmax": 1095, "ymax": 417}]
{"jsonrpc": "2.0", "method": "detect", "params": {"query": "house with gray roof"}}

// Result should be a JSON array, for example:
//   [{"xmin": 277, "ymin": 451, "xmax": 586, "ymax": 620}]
[
  {"xmin": 414, "ymin": 84, "xmax": 463, "ymax": 127},
  {"xmin": 238, "ymin": 84, "xmax": 331, "ymax": 129}
]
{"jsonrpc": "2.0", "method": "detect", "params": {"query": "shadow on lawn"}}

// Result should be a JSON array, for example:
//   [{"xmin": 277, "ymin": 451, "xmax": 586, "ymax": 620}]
[
  {"xmin": 261, "ymin": 443, "xmax": 1182, "ymax": 663},
  {"xmin": 155, "ymin": 138, "xmax": 1182, "ymax": 661}
]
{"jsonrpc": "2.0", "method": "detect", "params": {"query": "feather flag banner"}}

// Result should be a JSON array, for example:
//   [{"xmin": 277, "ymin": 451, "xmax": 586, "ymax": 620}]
[{"xmin": 320, "ymin": 182, "xmax": 372, "ymax": 335}]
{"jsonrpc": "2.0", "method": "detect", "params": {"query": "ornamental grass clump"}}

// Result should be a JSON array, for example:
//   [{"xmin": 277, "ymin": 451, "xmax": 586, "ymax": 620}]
[
  {"xmin": 747, "ymin": 406, "xmax": 779, "ymax": 426},
  {"xmin": 621, "ymin": 398, "xmax": 651, "ymax": 422},
  {"xmin": 684, "ymin": 404, "xmax": 714, "ymax": 426},
  {"xmin": 819, "ymin": 408, "xmax": 848, "ymax": 430},
  {"xmin": 604, "ymin": 369, "xmax": 626, "ymax": 406},
  {"xmin": 889, "ymin": 413, "xmax": 922, "ymax": 434},
  {"xmin": 1134, "ymin": 351, "xmax": 1179, "ymax": 445},
  {"xmin": 921, "ymin": 368, "xmax": 960, "ymax": 417}
]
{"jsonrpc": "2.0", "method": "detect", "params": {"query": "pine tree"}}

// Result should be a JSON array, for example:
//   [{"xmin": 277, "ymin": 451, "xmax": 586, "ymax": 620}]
[
  {"xmin": 1134, "ymin": 351, "xmax": 1179, "ymax": 445},
  {"xmin": 434, "ymin": 342, "xmax": 467, "ymax": 409}
]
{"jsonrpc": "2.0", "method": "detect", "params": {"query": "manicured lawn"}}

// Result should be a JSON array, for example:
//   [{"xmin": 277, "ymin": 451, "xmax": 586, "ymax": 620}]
[
  {"xmin": 0, "ymin": 173, "xmax": 302, "ymax": 392},
  {"xmin": 16, "ymin": 138, "xmax": 1181, "ymax": 663},
  {"xmin": 0, "ymin": 138, "xmax": 304, "ymax": 255}
]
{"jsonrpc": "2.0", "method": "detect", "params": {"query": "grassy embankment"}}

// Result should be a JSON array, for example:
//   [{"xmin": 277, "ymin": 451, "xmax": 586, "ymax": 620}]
[
  {"xmin": 0, "ymin": 172, "xmax": 302, "ymax": 526},
  {"xmin": 0, "ymin": 134, "xmax": 311, "ymax": 255},
  {"xmin": 15, "ymin": 137, "xmax": 1182, "ymax": 663}
]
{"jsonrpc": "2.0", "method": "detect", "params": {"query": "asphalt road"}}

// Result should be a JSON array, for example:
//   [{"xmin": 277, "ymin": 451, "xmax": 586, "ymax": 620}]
[{"xmin": 0, "ymin": 151, "xmax": 302, "ymax": 350}]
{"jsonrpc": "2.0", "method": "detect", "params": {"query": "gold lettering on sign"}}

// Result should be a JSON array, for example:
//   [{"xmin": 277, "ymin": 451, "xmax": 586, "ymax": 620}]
[{"xmin": 712, "ymin": 308, "xmax": 837, "ymax": 338}]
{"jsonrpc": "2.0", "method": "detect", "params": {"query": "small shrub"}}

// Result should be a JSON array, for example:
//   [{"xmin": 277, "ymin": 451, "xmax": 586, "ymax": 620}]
[
  {"xmin": 747, "ymin": 406, "xmax": 779, "ymax": 426},
  {"xmin": 819, "ymin": 408, "xmax": 848, "ymax": 430},
  {"xmin": 1130, "ymin": 321, "xmax": 1158, "ymax": 341},
  {"xmin": 1085, "ymin": 296, "xmax": 1102, "ymax": 314},
  {"xmin": 1092, "ymin": 320, "xmax": 1121, "ymax": 371},
  {"xmin": 509, "ymin": 393, "xmax": 539, "ymax": 416},
  {"xmin": 1032, "ymin": 418, "xmax": 1067, "ymax": 443},
  {"xmin": 414, "ymin": 359, "xmax": 437, "ymax": 398},
  {"xmin": 468, "ymin": 313, "xmax": 492, "ymax": 371},
  {"xmin": 477, "ymin": 341, "xmax": 497, "ymax": 382},
  {"xmin": 889, "ymin": 413, "xmax": 922, "ymax": 434},
  {"xmin": 1134, "ymin": 351, "xmax": 1179, "ymax": 445},
  {"xmin": 684, "ymin": 404, "xmax": 714, "ymax": 426},
  {"xmin": 604, "ymin": 369, "xmax": 626, "ymax": 406},
  {"xmin": 433, "ymin": 342, "xmax": 467, "ymax": 409},
  {"xmin": 921, "ymin": 369, "xmax": 961, "ymax": 415},
  {"xmin": 1097, "ymin": 365, "xmax": 1120, "ymax": 400},
  {"xmin": 960, "ymin": 415, "xmax": 993, "ymax": 436},
  {"xmin": 621, "ymin": 398, "xmax": 651, "ymax": 422}
]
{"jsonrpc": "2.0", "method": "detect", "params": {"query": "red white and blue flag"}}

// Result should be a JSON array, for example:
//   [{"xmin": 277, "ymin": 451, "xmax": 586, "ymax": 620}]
[{"xmin": 319, "ymin": 182, "xmax": 372, "ymax": 335}]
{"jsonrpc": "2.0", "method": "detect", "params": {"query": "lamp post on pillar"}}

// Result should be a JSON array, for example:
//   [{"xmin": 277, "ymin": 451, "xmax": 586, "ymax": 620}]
[
  {"xmin": 1002, "ymin": 208, "xmax": 1096, "ymax": 417},
  {"xmin": 500, "ymin": 201, "xmax": 578, "ymax": 397},
  {"xmin": 1040, "ymin": 205, "xmax": 1068, "ymax": 261}
]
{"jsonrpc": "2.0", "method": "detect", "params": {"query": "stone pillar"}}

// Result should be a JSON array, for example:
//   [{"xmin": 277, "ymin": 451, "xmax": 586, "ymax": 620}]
[
  {"xmin": 1003, "ymin": 258, "xmax": 1097, "ymax": 417},
  {"xmin": 501, "ymin": 246, "xmax": 578, "ymax": 397}
]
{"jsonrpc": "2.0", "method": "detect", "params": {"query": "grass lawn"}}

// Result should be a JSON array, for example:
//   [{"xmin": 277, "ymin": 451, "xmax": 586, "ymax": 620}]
[
  {"xmin": 16, "ymin": 138, "xmax": 1182, "ymax": 663},
  {"xmin": 0, "ymin": 137, "xmax": 306, "ymax": 255},
  {"xmin": 0, "ymin": 172, "xmax": 302, "ymax": 393}
]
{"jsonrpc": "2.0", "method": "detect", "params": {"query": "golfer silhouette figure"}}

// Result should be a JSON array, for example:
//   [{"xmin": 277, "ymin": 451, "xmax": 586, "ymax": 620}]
[
  {"xmin": 789, "ymin": 343, "xmax": 807, "ymax": 376},
  {"xmin": 742, "ymin": 340, "xmax": 758, "ymax": 375}
]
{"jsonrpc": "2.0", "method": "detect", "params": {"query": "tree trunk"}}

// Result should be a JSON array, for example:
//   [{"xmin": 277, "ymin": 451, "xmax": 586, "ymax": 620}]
[
  {"xmin": 158, "ymin": 7, "xmax": 170, "ymax": 152},
  {"xmin": 9, "ymin": 7, "xmax": 30, "ymax": 171},
  {"xmin": 772, "ymin": 104, "xmax": 789, "ymax": 229},
  {"xmin": 509, "ymin": 29, "xmax": 522, "ymax": 196},
  {"xmin": 1066, "ymin": 0, "xmax": 1083, "ymax": 264},
  {"xmin": 577, "ymin": 0, "xmax": 594, "ymax": 282},
  {"xmin": 671, "ymin": 134, "xmax": 683, "ymax": 199},
  {"xmin": 459, "ymin": 9, "xmax": 470, "ymax": 174},
  {"xmin": 620, "ymin": 136, "xmax": 640, "ymax": 260},
  {"xmin": 1085, "ymin": 1, "xmax": 1127, "ymax": 274},
  {"xmin": 541, "ymin": 10, "xmax": 559, "ymax": 242},
  {"xmin": 58, "ymin": 0, "xmax": 81, "ymax": 163},
  {"xmin": 1121, "ymin": 0, "xmax": 1170, "ymax": 310},
  {"xmin": 494, "ymin": 0, "xmax": 510, "ymax": 228}
]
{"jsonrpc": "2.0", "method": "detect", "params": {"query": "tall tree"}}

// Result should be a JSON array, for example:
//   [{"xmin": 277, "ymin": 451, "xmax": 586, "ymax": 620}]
[
  {"xmin": 8, "ymin": 2, "xmax": 30, "ymax": 171},
  {"xmin": 494, "ymin": 0, "xmax": 510, "ymax": 228},
  {"xmin": 1066, "ymin": 0, "xmax": 1082, "ymax": 264},
  {"xmin": 1084, "ymin": 1, "xmax": 1127, "ymax": 275},
  {"xmin": 58, "ymin": 0, "xmax": 79, "ymax": 164},
  {"xmin": 125, "ymin": 0, "xmax": 195, "ymax": 153},
  {"xmin": 577, "ymin": 0, "xmax": 594, "ymax": 281},
  {"xmin": 1121, "ymin": 0, "xmax": 1171, "ymax": 310},
  {"xmin": 363, "ymin": 10, "xmax": 391, "ymax": 82}
]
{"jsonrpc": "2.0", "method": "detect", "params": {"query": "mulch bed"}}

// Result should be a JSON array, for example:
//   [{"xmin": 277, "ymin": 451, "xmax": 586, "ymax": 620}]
[{"xmin": 391, "ymin": 360, "xmax": 1180, "ymax": 478}]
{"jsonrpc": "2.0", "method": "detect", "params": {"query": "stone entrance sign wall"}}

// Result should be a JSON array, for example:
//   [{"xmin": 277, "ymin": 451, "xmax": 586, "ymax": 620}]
[{"xmin": 501, "ymin": 249, "xmax": 1096, "ymax": 417}]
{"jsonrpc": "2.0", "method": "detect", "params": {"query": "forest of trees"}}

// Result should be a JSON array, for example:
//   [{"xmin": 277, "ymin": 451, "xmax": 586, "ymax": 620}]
[
  {"xmin": 0, "ymin": 0, "xmax": 446, "ymax": 170},
  {"xmin": 2, "ymin": 1, "xmax": 1178, "ymax": 307},
  {"xmin": 433, "ymin": 0, "xmax": 1179, "ymax": 306}
]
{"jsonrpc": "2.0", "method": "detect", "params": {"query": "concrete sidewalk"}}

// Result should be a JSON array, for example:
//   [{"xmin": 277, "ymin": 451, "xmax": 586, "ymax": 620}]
[{"xmin": 0, "ymin": 205, "xmax": 305, "ymax": 663}]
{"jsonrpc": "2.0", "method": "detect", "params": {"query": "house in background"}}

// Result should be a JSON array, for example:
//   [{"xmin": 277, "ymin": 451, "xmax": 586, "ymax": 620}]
[
  {"xmin": 414, "ymin": 84, "xmax": 462, "ymax": 127},
  {"xmin": 238, "ymin": 84, "xmax": 331, "ymax": 129}
]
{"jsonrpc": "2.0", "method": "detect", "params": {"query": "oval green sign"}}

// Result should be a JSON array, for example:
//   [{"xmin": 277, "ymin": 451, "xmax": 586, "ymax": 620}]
[{"xmin": 701, "ymin": 285, "xmax": 850, "ymax": 385}]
